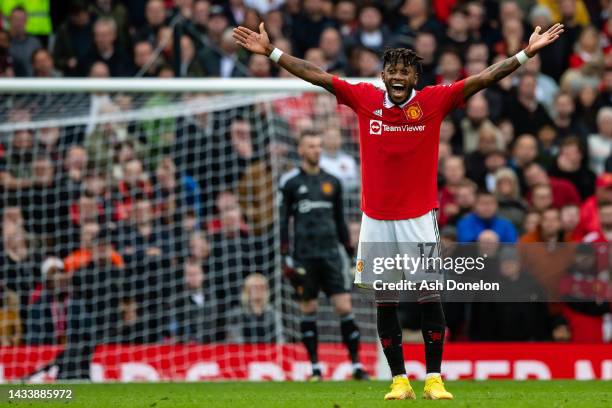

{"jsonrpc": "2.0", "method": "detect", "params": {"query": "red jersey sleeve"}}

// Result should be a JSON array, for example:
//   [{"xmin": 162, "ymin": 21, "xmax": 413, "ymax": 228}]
[
  {"xmin": 428, "ymin": 80, "xmax": 466, "ymax": 116},
  {"xmin": 332, "ymin": 76, "xmax": 371, "ymax": 111}
]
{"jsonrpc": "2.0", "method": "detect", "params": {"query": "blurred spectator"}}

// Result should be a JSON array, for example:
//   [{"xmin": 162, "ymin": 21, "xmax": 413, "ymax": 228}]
[
  {"xmin": 319, "ymin": 27, "xmax": 346, "ymax": 74},
  {"xmin": 178, "ymin": 34, "xmax": 204, "ymax": 77},
  {"xmin": 134, "ymin": 0, "xmax": 167, "ymax": 44},
  {"xmin": 133, "ymin": 40, "xmax": 164, "ymax": 76},
  {"xmin": 90, "ymin": 0, "xmax": 131, "ymax": 53},
  {"xmin": 530, "ymin": 184, "xmax": 554, "ymax": 211},
  {"xmin": 31, "ymin": 48, "xmax": 61, "ymax": 77},
  {"xmin": 446, "ymin": 179, "xmax": 477, "ymax": 226},
  {"xmin": 588, "ymin": 107, "xmax": 612, "ymax": 173},
  {"xmin": 334, "ymin": 0, "xmax": 357, "ymax": 37},
  {"xmin": 560, "ymin": 203, "xmax": 580, "ymax": 236},
  {"xmin": 0, "ymin": 282, "xmax": 21, "ymax": 346},
  {"xmin": 200, "ymin": 28, "xmax": 247, "ymax": 77},
  {"xmin": 1, "ymin": 220, "xmax": 41, "ymax": 329},
  {"xmin": 319, "ymin": 127, "xmax": 359, "ymax": 192},
  {"xmin": 26, "ymin": 257, "xmax": 69, "ymax": 344},
  {"xmin": 457, "ymin": 191, "xmax": 518, "ymax": 242},
  {"xmin": 113, "ymin": 297, "xmax": 148, "ymax": 343},
  {"xmin": 465, "ymin": 124, "xmax": 503, "ymax": 190},
  {"xmin": 223, "ymin": 0, "xmax": 247, "ymax": 27},
  {"xmin": 519, "ymin": 207, "xmax": 575, "ymax": 301},
  {"xmin": 248, "ymin": 53, "xmax": 271, "ymax": 77},
  {"xmin": 227, "ymin": 273, "xmax": 282, "ymax": 343},
  {"xmin": 348, "ymin": 6, "xmax": 390, "ymax": 55},
  {"xmin": 523, "ymin": 162, "xmax": 581, "ymax": 208},
  {"xmin": 549, "ymin": 137, "xmax": 596, "ymax": 200},
  {"xmin": 568, "ymin": 25, "xmax": 603, "ymax": 69},
  {"xmin": 493, "ymin": 167, "xmax": 527, "ymax": 231},
  {"xmin": 574, "ymin": 173, "xmax": 612, "ymax": 239},
  {"xmin": 189, "ymin": 0, "xmax": 210, "ymax": 36},
  {"xmin": 63, "ymin": 222, "xmax": 124, "ymax": 273},
  {"xmin": 0, "ymin": 29, "xmax": 14, "ymax": 76},
  {"xmin": 291, "ymin": 0, "xmax": 335, "ymax": 57},
  {"xmin": 443, "ymin": 6, "xmax": 472, "ymax": 57},
  {"xmin": 460, "ymin": 93, "xmax": 503, "ymax": 153},
  {"xmin": 173, "ymin": 260, "xmax": 219, "ymax": 342},
  {"xmin": 522, "ymin": 53, "xmax": 559, "ymax": 115},
  {"xmin": 0, "ymin": 109, "xmax": 35, "ymax": 191},
  {"xmin": 395, "ymin": 0, "xmax": 443, "ymax": 48},
  {"xmin": 504, "ymin": 73, "xmax": 553, "ymax": 136},
  {"xmin": 8, "ymin": 7, "xmax": 42, "ymax": 77},
  {"xmin": 552, "ymin": 91, "xmax": 589, "ymax": 140},
  {"xmin": 78, "ymin": 17, "xmax": 132, "ymax": 76},
  {"xmin": 436, "ymin": 49, "xmax": 463, "ymax": 85},
  {"xmin": 439, "ymin": 156, "xmax": 465, "ymax": 227},
  {"xmin": 52, "ymin": 1, "xmax": 92, "ymax": 76},
  {"xmin": 208, "ymin": 190, "xmax": 253, "ymax": 308},
  {"xmin": 414, "ymin": 31, "xmax": 437, "ymax": 87}
]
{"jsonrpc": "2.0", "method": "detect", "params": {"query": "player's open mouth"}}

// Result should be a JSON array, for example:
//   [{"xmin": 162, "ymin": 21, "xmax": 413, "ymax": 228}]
[{"xmin": 390, "ymin": 83, "xmax": 407, "ymax": 99}]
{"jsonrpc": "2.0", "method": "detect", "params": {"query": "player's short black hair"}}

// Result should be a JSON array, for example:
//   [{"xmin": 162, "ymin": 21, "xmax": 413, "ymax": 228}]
[
  {"xmin": 298, "ymin": 129, "xmax": 321, "ymax": 143},
  {"xmin": 382, "ymin": 48, "xmax": 423, "ymax": 73}
]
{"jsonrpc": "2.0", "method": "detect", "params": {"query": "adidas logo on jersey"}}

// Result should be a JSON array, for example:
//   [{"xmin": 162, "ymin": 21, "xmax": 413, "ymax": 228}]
[{"xmin": 373, "ymin": 109, "xmax": 383, "ymax": 117}]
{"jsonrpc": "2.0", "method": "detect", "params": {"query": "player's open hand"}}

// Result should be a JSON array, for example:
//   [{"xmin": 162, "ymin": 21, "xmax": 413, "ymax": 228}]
[
  {"xmin": 525, "ymin": 23, "xmax": 564, "ymax": 57},
  {"xmin": 233, "ymin": 22, "xmax": 270, "ymax": 56}
]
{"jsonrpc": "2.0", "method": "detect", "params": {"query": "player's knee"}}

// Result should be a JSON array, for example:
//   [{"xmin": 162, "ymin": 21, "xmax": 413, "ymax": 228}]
[
  {"xmin": 300, "ymin": 299, "xmax": 318, "ymax": 314},
  {"xmin": 332, "ymin": 295, "xmax": 352, "ymax": 315}
]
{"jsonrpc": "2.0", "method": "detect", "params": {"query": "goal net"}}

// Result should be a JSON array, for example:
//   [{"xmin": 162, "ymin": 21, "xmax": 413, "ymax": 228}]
[{"xmin": 0, "ymin": 79, "xmax": 379, "ymax": 382}]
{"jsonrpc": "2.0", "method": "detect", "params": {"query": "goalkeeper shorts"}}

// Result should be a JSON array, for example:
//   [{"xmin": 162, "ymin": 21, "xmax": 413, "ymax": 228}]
[{"xmin": 354, "ymin": 210, "xmax": 440, "ymax": 292}]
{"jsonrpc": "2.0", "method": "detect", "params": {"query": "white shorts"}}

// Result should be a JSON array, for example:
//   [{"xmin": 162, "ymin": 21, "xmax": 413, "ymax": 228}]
[{"xmin": 354, "ymin": 210, "xmax": 440, "ymax": 288}]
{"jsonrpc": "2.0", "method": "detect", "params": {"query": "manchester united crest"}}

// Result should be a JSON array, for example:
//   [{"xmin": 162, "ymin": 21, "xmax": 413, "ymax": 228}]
[
  {"xmin": 404, "ymin": 102, "xmax": 423, "ymax": 121},
  {"xmin": 321, "ymin": 181, "xmax": 334, "ymax": 195}
]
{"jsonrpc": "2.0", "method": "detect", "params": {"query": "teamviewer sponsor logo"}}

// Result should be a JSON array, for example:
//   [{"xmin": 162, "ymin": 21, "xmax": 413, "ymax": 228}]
[{"xmin": 369, "ymin": 119, "xmax": 382, "ymax": 135}]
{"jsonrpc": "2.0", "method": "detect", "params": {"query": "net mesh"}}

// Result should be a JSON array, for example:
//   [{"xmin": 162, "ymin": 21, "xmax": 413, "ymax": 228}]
[{"xmin": 0, "ymin": 88, "xmax": 377, "ymax": 382}]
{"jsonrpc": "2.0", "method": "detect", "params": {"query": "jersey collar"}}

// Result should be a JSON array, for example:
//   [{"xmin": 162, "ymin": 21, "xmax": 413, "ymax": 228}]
[{"xmin": 383, "ymin": 88, "xmax": 416, "ymax": 109}]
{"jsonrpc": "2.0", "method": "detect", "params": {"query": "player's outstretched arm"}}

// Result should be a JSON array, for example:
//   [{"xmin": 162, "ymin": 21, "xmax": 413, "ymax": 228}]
[
  {"xmin": 463, "ymin": 23, "xmax": 564, "ymax": 99},
  {"xmin": 233, "ymin": 23, "xmax": 335, "ymax": 94}
]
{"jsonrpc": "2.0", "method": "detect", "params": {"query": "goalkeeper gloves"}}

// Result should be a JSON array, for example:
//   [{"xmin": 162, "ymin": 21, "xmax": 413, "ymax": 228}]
[{"xmin": 282, "ymin": 255, "xmax": 306, "ymax": 289}]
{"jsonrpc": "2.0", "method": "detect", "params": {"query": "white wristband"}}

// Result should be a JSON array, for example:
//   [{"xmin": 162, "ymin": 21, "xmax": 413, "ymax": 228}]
[
  {"xmin": 269, "ymin": 47, "xmax": 283, "ymax": 63},
  {"xmin": 515, "ymin": 50, "xmax": 530, "ymax": 65}
]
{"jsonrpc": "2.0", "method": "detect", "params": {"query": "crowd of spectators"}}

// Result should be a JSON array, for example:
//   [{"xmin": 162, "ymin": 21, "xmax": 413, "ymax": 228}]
[{"xmin": 0, "ymin": 0, "xmax": 611, "ymax": 356}]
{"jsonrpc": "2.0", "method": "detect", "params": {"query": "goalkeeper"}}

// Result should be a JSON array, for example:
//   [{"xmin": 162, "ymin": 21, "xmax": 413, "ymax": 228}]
[
  {"xmin": 279, "ymin": 130, "xmax": 368, "ymax": 381},
  {"xmin": 235, "ymin": 19, "xmax": 564, "ymax": 399}
]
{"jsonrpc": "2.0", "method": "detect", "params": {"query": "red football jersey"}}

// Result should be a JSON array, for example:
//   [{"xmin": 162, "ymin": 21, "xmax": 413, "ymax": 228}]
[{"xmin": 332, "ymin": 76, "xmax": 465, "ymax": 220}]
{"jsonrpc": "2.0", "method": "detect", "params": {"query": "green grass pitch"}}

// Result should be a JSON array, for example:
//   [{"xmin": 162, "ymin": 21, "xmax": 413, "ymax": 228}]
[{"xmin": 1, "ymin": 380, "xmax": 610, "ymax": 408}]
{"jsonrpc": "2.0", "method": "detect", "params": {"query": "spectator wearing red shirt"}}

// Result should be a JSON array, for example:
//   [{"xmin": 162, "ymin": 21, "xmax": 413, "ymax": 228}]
[
  {"xmin": 523, "ymin": 162, "xmax": 581, "ymax": 208},
  {"xmin": 568, "ymin": 25, "xmax": 604, "ymax": 69},
  {"xmin": 575, "ymin": 173, "xmax": 612, "ymax": 240}
]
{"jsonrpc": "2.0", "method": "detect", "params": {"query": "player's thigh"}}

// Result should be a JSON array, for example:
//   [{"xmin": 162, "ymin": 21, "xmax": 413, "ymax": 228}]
[
  {"xmin": 298, "ymin": 258, "xmax": 323, "ymax": 302},
  {"xmin": 330, "ymin": 292, "xmax": 352, "ymax": 315},
  {"xmin": 393, "ymin": 209, "xmax": 439, "ymax": 244},
  {"xmin": 319, "ymin": 255, "xmax": 351, "ymax": 298},
  {"xmin": 356, "ymin": 213, "xmax": 403, "ymax": 286}
]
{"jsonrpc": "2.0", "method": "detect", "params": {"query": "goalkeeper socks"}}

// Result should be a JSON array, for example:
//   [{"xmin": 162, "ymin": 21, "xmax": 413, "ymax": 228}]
[
  {"xmin": 340, "ymin": 313, "xmax": 361, "ymax": 364},
  {"xmin": 376, "ymin": 302, "xmax": 406, "ymax": 377},
  {"xmin": 420, "ymin": 300, "xmax": 446, "ymax": 374},
  {"xmin": 300, "ymin": 313, "xmax": 319, "ymax": 367}
]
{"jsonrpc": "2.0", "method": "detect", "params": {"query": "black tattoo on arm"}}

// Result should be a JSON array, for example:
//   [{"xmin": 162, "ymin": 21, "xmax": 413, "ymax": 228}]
[
  {"xmin": 464, "ymin": 56, "xmax": 521, "ymax": 98},
  {"xmin": 277, "ymin": 53, "xmax": 335, "ymax": 94}
]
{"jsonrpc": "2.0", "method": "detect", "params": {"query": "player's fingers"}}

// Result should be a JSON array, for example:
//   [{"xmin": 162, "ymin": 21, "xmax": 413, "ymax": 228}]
[
  {"xmin": 534, "ymin": 25, "xmax": 541, "ymax": 34},
  {"xmin": 233, "ymin": 29, "xmax": 249, "ymax": 40},
  {"xmin": 236, "ymin": 26, "xmax": 254, "ymax": 36},
  {"xmin": 259, "ymin": 22, "xmax": 267, "ymax": 34}
]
